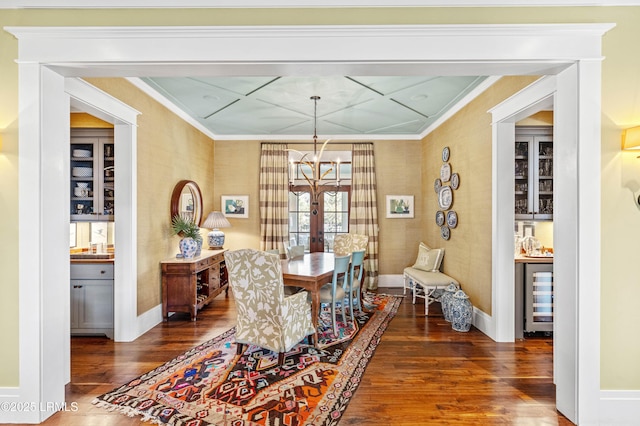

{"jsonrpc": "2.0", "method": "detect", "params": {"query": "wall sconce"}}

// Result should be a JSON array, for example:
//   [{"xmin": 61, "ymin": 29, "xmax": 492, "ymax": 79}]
[
  {"xmin": 622, "ymin": 126, "xmax": 640, "ymax": 151},
  {"xmin": 622, "ymin": 126, "xmax": 640, "ymax": 206}
]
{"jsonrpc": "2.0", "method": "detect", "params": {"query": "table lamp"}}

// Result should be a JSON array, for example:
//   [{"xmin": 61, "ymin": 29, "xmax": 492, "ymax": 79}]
[{"xmin": 203, "ymin": 211, "xmax": 231, "ymax": 249}]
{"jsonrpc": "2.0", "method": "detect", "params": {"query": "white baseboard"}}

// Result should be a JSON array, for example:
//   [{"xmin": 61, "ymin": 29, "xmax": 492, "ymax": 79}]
[
  {"xmin": 0, "ymin": 388, "xmax": 41, "ymax": 423},
  {"xmin": 599, "ymin": 390, "xmax": 640, "ymax": 425},
  {"xmin": 471, "ymin": 307, "xmax": 494, "ymax": 340},
  {"xmin": 377, "ymin": 274, "xmax": 404, "ymax": 288},
  {"xmin": 136, "ymin": 303, "xmax": 163, "ymax": 338}
]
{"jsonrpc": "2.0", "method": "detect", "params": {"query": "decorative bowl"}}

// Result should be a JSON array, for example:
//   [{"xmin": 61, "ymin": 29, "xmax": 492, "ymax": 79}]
[
  {"xmin": 72, "ymin": 149, "xmax": 91, "ymax": 158},
  {"xmin": 72, "ymin": 167, "xmax": 93, "ymax": 177}
]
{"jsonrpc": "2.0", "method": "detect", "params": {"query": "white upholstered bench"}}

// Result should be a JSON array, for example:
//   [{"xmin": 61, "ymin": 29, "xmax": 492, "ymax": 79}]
[{"xmin": 403, "ymin": 267, "xmax": 459, "ymax": 316}]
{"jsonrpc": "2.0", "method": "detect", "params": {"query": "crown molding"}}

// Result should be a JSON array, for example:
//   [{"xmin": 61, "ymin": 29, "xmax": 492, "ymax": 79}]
[{"xmin": 2, "ymin": 0, "xmax": 640, "ymax": 8}]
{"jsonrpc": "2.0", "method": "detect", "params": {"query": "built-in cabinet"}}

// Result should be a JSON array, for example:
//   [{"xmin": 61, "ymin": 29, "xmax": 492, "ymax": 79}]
[
  {"xmin": 161, "ymin": 249, "xmax": 228, "ymax": 321},
  {"xmin": 70, "ymin": 128, "xmax": 115, "ymax": 221},
  {"xmin": 70, "ymin": 263, "xmax": 114, "ymax": 338},
  {"xmin": 515, "ymin": 126, "xmax": 553, "ymax": 221}
]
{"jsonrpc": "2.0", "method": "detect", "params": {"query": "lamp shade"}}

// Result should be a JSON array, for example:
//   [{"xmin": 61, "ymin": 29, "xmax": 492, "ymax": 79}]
[
  {"xmin": 203, "ymin": 211, "xmax": 231, "ymax": 229},
  {"xmin": 203, "ymin": 211, "xmax": 231, "ymax": 249},
  {"xmin": 622, "ymin": 126, "xmax": 640, "ymax": 150}
]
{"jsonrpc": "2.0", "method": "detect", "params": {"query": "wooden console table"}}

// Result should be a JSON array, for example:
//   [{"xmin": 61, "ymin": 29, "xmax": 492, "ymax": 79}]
[{"xmin": 161, "ymin": 249, "xmax": 228, "ymax": 321}]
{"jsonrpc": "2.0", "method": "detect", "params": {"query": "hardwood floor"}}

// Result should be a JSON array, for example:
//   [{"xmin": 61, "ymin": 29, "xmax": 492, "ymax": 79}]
[{"xmin": 34, "ymin": 288, "xmax": 572, "ymax": 426}]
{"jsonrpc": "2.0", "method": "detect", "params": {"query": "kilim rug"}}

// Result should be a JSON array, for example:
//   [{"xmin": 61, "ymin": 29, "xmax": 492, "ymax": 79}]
[{"xmin": 93, "ymin": 293, "xmax": 402, "ymax": 426}]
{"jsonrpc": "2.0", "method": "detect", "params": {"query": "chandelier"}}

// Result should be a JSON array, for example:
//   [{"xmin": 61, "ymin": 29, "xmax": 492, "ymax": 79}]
[{"xmin": 288, "ymin": 96, "xmax": 341, "ymax": 212}]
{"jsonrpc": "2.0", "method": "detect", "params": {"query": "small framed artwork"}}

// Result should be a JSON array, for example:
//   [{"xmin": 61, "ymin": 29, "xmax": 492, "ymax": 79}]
[
  {"xmin": 90, "ymin": 221, "xmax": 108, "ymax": 244},
  {"xmin": 222, "ymin": 195, "xmax": 249, "ymax": 218},
  {"xmin": 386, "ymin": 195, "xmax": 414, "ymax": 218}
]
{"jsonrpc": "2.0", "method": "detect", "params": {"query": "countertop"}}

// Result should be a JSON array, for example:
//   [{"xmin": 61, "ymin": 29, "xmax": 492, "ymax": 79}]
[
  {"xmin": 515, "ymin": 254, "xmax": 554, "ymax": 264},
  {"xmin": 70, "ymin": 250, "xmax": 115, "ymax": 264},
  {"xmin": 70, "ymin": 257, "xmax": 115, "ymax": 264}
]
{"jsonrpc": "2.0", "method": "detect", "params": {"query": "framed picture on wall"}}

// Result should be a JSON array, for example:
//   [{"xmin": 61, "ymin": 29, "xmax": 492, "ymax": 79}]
[
  {"xmin": 386, "ymin": 195, "xmax": 414, "ymax": 218},
  {"xmin": 222, "ymin": 195, "xmax": 249, "ymax": 218}
]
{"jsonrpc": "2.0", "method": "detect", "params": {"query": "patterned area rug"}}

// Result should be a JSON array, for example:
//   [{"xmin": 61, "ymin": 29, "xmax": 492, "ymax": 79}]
[{"xmin": 93, "ymin": 293, "xmax": 402, "ymax": 425}]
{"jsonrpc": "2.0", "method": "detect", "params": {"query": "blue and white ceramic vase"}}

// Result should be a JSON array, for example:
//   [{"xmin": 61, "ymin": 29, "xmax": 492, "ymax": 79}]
[
  {"xmin": 194, "ymin": 238, "xmax": 203, "ymax": 257},
  {"xmin": 179, "ymin": 237, "xmax": 198, "ymax": 259},
  {"xmin": 450, "ymin": 290, "xmax": 473, "ymax": 332},
  {"xmin": 440, "ymin": 283, "xmax": 460, "ymax": 322}
]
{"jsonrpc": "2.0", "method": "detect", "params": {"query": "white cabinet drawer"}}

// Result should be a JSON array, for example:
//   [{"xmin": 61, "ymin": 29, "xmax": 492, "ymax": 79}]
[{"xmin": 71, "ymin": 263, "xmax": 114, "ymax": 280}]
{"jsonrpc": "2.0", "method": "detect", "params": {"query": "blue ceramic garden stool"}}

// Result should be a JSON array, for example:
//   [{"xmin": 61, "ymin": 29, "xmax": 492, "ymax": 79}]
[
  {"xmin": 450, "ymin": 289, "xmax": 473, "ymax": 332},
  {"xmin": 440, "ymin": 283, "xmax": 460, "ymax": 322}
]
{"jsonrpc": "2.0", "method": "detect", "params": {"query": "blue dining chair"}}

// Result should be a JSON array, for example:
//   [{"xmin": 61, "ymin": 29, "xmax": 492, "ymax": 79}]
[
  {"xmin": 316, "ymin": 254, "xmax": 351, "ymax": 336},
  {"xmin": 346, "ymin": 249, "xmax": 366, "ymax": 322}
]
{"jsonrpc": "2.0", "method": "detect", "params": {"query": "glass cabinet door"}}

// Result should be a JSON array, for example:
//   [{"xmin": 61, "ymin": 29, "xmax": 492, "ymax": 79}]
[
  {"xmin": 515, "ymin": 127, "xmax": 553, "ymax": 221},
  {"xmin": 71, "ymin": 129, "xmax": 114, "ymax": 222}
]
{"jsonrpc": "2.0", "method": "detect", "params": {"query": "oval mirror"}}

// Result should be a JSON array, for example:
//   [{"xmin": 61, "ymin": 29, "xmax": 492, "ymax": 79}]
[{"xmin": 170, "ymin": 180, "xmax": 203, "ymax": 226}]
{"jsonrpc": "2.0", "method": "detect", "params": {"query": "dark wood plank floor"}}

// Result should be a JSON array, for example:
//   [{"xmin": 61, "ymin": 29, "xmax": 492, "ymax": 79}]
[{"xmin": 35, "ymin": 288, "xmax": 572, "ymax": 426}]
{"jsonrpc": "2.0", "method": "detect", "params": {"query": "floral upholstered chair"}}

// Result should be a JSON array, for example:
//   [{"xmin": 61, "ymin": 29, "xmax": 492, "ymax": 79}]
[
  {"xmin": 333, "ymin": 234, "xmax": 351, "ymax": 256},
  {"xmin": 350, "ymin": 233, "xmax": 368, "ymax": 252},
  {"xmin": 225, "ymin": 249, "xmax": 315, "ymax": 364},
  {"xmin": 333, "ymin": 233, "xmax": 368, "ymax": 256}
]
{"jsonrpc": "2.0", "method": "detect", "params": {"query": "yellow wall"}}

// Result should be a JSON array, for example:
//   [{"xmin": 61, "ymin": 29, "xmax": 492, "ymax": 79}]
[
  {"xmin": 70, "ymin": 112, "xmax": 113, "ymax": 128},
  {"xmin": 423, "ymin": 76, "xmax": 539, "ymax": 314},
  {"xmin": 1, "ymin": 5, "xmax": 640, "ymax": 391},
  {"xmin": 213, "ymin": 139, "xmax": 423, "ymax": 275},
  {"xmin": 83, "ymin": 78, "xmax": 215, "ymax": 314}
]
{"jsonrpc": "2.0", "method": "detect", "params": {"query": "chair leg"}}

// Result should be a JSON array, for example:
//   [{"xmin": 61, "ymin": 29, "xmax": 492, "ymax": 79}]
[
  {"xmin": 348, "ymin": 293, "xmax": 355, "ymax": 323},
  {"xmin": 278, "ymin": 352, "xmax": 285, "ymax": 365},
  {"xmin": 341, "ymin": 302, "xmax": 348, "ymax": 328},
  {"xmin": 331, "ymin": 303, "xmax": 338, "ymax": 336}
]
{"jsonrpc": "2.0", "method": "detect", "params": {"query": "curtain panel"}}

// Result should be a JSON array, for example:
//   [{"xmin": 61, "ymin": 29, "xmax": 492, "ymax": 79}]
[
  {"xmin": 259, "ymin": 144, "xmax": 289, "ymax": 253},
  {"xmin": 349, "ymin": 143, "xmax": 379, "ymax": 290}
]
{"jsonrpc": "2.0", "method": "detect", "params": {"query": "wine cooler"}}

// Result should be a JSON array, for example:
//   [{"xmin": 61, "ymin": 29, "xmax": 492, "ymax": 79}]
[{"xmin": 524, "ymin": 263, "xmax": 554, "ymax": 333}]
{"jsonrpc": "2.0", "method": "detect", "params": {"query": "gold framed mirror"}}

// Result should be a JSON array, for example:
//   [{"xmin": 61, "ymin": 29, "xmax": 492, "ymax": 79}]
[{"xmin": 170, "ymin": 180, "xmax": 204, "ymax": 226}]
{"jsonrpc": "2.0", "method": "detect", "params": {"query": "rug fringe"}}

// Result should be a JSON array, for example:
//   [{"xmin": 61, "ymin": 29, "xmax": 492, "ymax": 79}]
[{"xmin": 92, "ymin": 399, "xmax": 165, "ymax": 424}]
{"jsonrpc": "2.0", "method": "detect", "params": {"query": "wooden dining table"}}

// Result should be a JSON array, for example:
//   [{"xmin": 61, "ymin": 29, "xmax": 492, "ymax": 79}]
[{"xmin": 281, "ymin": 252, "xmax": 335, "ymax": 342}]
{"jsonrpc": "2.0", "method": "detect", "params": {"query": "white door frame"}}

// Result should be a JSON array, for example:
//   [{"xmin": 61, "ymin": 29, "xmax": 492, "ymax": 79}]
[{"xmin": 3, "ymin": 23, "xmax": 612, "ymax": 424}]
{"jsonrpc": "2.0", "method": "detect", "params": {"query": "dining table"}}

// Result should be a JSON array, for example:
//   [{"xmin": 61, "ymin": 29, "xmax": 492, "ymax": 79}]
[{"xmin": 281, "ymin": 252, "xmax": 336, "ymax": 343}]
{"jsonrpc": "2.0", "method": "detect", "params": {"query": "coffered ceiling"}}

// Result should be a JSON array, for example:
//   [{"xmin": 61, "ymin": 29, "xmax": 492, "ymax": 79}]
[{"xmin": 139, "ymin": 75, "xmax": 489, "ymax": 139}]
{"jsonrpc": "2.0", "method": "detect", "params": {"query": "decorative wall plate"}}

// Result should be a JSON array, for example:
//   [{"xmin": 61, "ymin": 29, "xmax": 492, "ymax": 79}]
[
  {"xmin": 434, "ymin": 178, "xmax": 442, "ymax": 194},
  {"xmin": 438, "ymin": 186, "xmax": 453, "ymax": 210},
  {"xmin": 447, "ymin": 210, "xmax": 458, "ymax": 228},
  {"xmin": 440, "ymin": 163, "xmax": 451, "ymax": 182},
  {"xmin": 442, "ymin": 146, "xmax": 450, "ymax": 162},
  {"xmin": 451, "ymin": 172, "xmax": 460, "ymax": 190},
  {"xmin": 436, "ymin": 210, "xmax": 445, "ymax": 226},
  {"xmin": 441, "ymin": 225, "xmax": 450, "ymax": 240}
]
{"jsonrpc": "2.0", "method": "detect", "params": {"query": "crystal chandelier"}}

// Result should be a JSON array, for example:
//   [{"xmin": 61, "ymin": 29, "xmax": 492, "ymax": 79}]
[{"xmin": 288, "ymin": 96, "xmax": 341, "ymax": 213}]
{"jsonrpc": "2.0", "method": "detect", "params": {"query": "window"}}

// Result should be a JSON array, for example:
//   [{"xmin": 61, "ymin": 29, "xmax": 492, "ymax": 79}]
[{"xmin": 288, "ymin": 160, "xmax": 351, "ymax": 253}]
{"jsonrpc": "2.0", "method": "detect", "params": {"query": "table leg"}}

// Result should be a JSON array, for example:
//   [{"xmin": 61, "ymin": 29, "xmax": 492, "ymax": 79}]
[{"xmin": 311, "ymin": 289, "xmax": 320, "ymax": 346}]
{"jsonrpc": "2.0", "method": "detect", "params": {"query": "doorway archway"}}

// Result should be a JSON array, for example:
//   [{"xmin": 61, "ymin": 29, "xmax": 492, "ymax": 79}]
[{"xmin": 7, "ymin": 23, "xmax": 610, "ymax": 424}]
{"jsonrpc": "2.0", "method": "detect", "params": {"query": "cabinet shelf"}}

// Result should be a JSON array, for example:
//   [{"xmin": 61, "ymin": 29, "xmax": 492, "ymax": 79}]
[{"xmin": 71, "ymin": 129, "xmax": 114, "ymax": 222}]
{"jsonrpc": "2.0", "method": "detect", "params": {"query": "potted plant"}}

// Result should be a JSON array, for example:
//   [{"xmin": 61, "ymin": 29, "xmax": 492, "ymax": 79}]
[{"xmin": 171, "ymin": 214, "xmax": 203, "ymax": 258}]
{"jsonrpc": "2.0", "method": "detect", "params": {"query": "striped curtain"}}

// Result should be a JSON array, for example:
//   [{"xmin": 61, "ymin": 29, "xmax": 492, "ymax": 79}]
[
  {"xmin": 259, "ymin": 144, "xmax": 289, "ymax": 253},
  {"xmin": 349, "ymin": 143, "xmax": 379, "ymax": 290}
]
